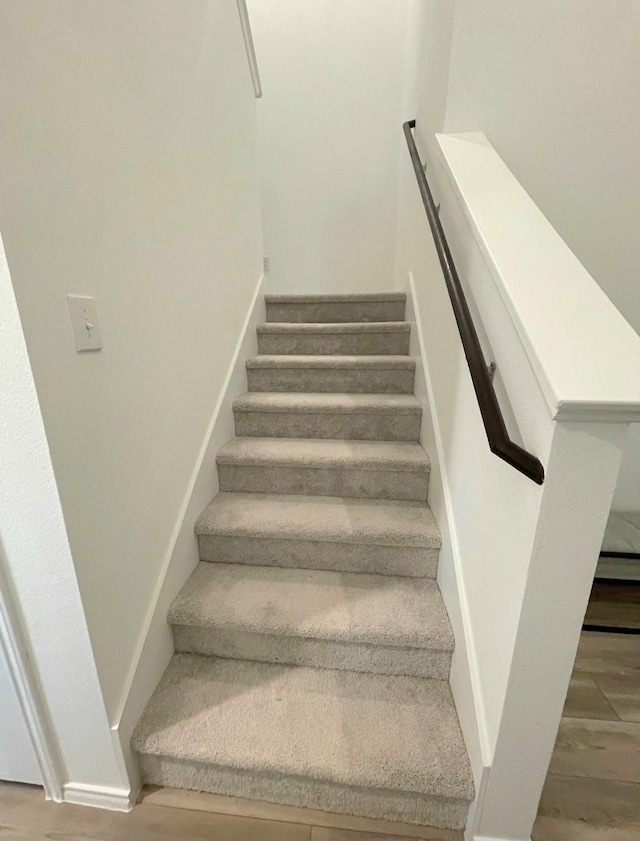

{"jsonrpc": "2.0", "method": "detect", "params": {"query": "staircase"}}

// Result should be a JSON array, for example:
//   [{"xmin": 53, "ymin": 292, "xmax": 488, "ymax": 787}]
[{"xmin": 132, "ymin": 293, "xmax": 473, "ymax": 830}]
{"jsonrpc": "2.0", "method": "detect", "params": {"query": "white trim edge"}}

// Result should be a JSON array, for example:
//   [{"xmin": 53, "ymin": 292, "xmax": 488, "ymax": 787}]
[
  {"xmin": 63, "ymin": 783, "xmax": 134, "ymax": 812},
  {"xmin": 236, "ymin": 0, "xmax": 262, "ymax": 98},
  {"xmin": 0, "ymin": 561, "xmax": 65, "ymax": 800}
]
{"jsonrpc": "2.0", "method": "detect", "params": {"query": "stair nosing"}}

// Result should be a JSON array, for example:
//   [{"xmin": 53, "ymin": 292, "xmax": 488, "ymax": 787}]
[
  {"xmin": 216, "ymin": 438, "xmax": 430, "ymax": 473},
  {"xmin": 265, "ymin": 293, "xmax": 406, "ymax": 304},
  {"xmin": 233, "ymin": 393, "xmax": 422, "ymax": 415},
  {"xmin": 257, "ymin": 321, "xmax": 411, "ymax": 334},
  {"xmin": 246, "ymin": 355, "xmax": 416, "ymax": 369}
]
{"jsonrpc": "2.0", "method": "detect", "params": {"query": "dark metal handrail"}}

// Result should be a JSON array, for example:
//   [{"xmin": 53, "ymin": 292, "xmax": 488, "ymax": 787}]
[{"xmin": 403, "ymin": 120, "xmax": 544, "ymax": 485}]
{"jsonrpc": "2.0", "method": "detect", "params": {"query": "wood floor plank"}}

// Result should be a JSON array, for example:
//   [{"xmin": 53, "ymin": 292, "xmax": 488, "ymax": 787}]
[
  {"xmin": 141, "ymin": 786, "xmax": 462, "ymax": 840},
  {"xmin": 310, "ymin": 826, "xmax": 417, "ymax": 840},
  {"xmin": 533, "ymin": 774, "xmax": 640, "ymax": 840},
  {"xmin": 584, "ymin": 600, "xmax": 640, "ymax": 630},
  {"xmin": 574, "ymin": 631, "xmax": 640, "ymax": 676},
  {"xmin": 533, "ymin": 814, "xmax": 640, "ymax": 841},
  {"xmin": 590, "ymin": 582, "xmax": 640, "ymax": 605},
  {"xmin": 0, "ymin": 782, "xmax": 310, "ymax": 841},
  {"xmin": 562, "ymin": 672, "xmax": 619, "ymax": 720},
  {"xmin": 549, "ymin": 718, "xmax": 640, "ymax": 782},
  {"xmin": 593, "ymin": 672, "xmax": 640, "ymax": 722}
]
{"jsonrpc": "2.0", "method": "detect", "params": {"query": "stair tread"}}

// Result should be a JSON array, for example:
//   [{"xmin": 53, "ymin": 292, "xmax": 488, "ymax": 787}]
[
  {"xmin": 233, "ymin": 392, "xmax": 422, "ymax": 415},
  {"xmin": 195, "ymin": 492, "xmax": 441, "ymax": 549},
  {"xmin": 247, "ymin": 355, "xmax": 415, "ymax": 369},
  {"xmin": 217, "ymin": 437, "xmax": 430, "ymax": 472},
  {"xmin": 169, "ymin": 562, "xmax": 453, "ymax": 650},
  {"xmin": 265, "ymin": 293, "xmax": 406, "ymax": 304},
  {"xmin": 132, "ymin": 653, "xmax": 473, "ymax": 801},
  {"xmin": 257, "ymin": 321, "xmax": 410, "ymax": 334}
]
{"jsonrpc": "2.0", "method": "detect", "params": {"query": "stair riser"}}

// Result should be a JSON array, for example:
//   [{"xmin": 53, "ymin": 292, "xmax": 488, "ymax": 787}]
[
  {"xmin": 217, "ymin": 463, "xmax": 429, "ymax": 502},
  {"xmin": 257, "ymin": 331, "xmax": 410, "ymax": 356},
  {"xmin": 172, "ymin": 626, "xmax": 451, "ymax": 680},
  {"xmin": 234, "ymin": 410, "xmax": 421, "ymax": 441},
  {"xmin": 266, "ymin": 301, "xmax": 406, "ymax": 323},
  {"xmin": 198, "ymin": 535, "xmax": 438, "ymax": 578},
  {"xmin": 247, "ymin": 367, "xmax": 415, "ymax": 394},
  {"xmin": 139, "ymin": 754, "xmax": 469, "ymax": 830}
]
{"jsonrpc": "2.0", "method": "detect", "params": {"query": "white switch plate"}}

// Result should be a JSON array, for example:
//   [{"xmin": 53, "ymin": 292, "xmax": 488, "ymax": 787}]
[{"xmin": 67, "ymin": 295, "xmax": 103, "ymax": 352}]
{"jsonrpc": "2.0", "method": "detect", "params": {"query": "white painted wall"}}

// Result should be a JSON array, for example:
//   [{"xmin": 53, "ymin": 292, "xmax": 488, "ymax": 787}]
[
  {"xmin": 442, "ymin": 0, "xmax": 640, "ymax": 510},
  {"xmin": 400, "ymin": 0, "xmax": 454, "ymax": 174},
  {"xmin": 247, "ymin": 0, "xmax": 408, "ymax": 294},
  {"xmin": 0, "ymin": 234, "xmax": 128, "ymax": 802},
  {"xmin": 0, "ymin": 0, "xmax": 263, "ymax": 731},
  {"xmin": 116, "ymin": 273, "xmax": 267, "ymax": 770}
]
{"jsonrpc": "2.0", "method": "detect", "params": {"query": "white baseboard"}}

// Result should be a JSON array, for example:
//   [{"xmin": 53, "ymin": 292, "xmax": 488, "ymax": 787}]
[
  {"xmin": 111, "ymin": 272, "xmax": 268, "ymax": 779},
  {"xmin": 63, "ymin": 782, "xmax": 134, "ymax": 812}
]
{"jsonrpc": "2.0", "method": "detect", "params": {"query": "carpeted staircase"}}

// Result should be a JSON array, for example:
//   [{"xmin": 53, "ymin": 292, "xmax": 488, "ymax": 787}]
[{"xmin": 132, "ymin": 293, "xmax": 474, "ymax": 830}]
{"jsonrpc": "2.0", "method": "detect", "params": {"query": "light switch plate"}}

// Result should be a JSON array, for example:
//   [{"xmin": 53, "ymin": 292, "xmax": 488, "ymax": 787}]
[{"xmin": 67, "ymin": 295, "xmax": 103, "ymax": 352}]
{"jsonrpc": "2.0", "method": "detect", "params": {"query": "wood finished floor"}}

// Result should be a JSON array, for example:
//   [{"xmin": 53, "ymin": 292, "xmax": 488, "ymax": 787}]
[
  {"xmin": 584, "ymin": 580, "xmax": 640, "ymax": 631},
  {"xmin": 533, "ymin": 630, "xmax": 640, "ymax": 840},
  {"xmin": 0, "ymin": 631, "xmax": 637, "ymax": 840},
  {"xmin": 0, "ymin": 780, "xmax": 458, "ymax": 841}
]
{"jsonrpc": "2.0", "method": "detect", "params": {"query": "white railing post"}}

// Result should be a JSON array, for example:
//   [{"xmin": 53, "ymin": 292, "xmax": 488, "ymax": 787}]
[{"xmin": 470, "ymin": 419, "xmax": 629, "ymax": 840}]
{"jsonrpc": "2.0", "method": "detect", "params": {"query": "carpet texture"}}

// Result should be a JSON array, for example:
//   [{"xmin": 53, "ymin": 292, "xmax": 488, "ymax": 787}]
[
  {"xmin": 196, "ymin": 492, "xmax": 441, "ymax": 577},
  {"xmin": 265, "ymin": 293, "xmax": 407, "ymax": 324},
  {"xmin": 216, "ymin": 438, "xmax": 430, "ymax": 502},
  {"xmin": 132, "ymin": 655, "xmax": 473, "ymax": 828},
  {"xmin": 246, "ymin": 354, "xmax": 416, "ymax": 394},
  {"xmin": 133, "ymin": 293, "xmax": 473, "ymax": 829},
  {"xmin": 257, "ymin": 321, "xmax": 411, "ymax": 355},
  {"xmin": 233, "ymin": 393, "xmax": 422, "ymax": 441},
  {"xmin": 169, "ymin": 562, "xmax": 453, "ymax": 678}
]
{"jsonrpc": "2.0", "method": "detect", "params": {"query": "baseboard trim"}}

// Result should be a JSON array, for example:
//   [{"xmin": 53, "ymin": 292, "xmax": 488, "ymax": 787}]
[{"xmin": 63, "ymin": 782, "xmax": 134, "ymax": 812}]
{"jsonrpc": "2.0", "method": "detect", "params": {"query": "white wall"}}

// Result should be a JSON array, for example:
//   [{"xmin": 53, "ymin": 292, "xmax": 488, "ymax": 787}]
[
  {"xmin": 247, "ymin": 0, "xmax": 408, "ymax": 294},
  {"xmin": 442, "ymin": 0, "xmax": 640, "ymax": 509},
  {"xmin": 0, "ymin": 234, "xmax": 128, "ymax": 802},
  {"xmin": 400, "ymin": 0, "xmax": 454, "ymax": 173},
  {"xmin": 0, "ymin": 0, "xmax": 263, "ymax": 726}
]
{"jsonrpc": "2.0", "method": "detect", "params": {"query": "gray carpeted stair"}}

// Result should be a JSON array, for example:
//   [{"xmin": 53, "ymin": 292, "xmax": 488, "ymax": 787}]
[
  {"xmin": 265, "ymin": 292, "xmax": 407, "ymax": 323},
  {"xmin": 196, "ymin": 492, "xmax": 442, "ymax": 577},
  {"xmin": 233, "ymin": 392, "xmax": 422, "ymax": 440},
  {"xmin": 132, "ymin": 654, "xmax": 473, "ymax": 829},
  {"xmin": 169, "ymin": 562, "xmax": 453, "ymax": 678},
  {"xmin": 217, "ymin": 437, "xmax": 430, "ymax": 501},
  {"xmin": 246, "ymin": 354, "xmax": 416, "ymax": 394},
  {"xmin": 133, "ymin": 292, "xmax": 473, "ymax": 830},
  {"xmin": 257, "ymin": 321, "xmax": 411, "ymax": 355}
]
